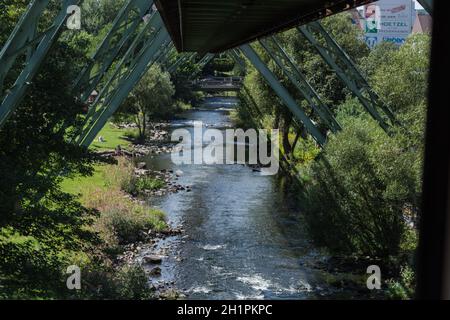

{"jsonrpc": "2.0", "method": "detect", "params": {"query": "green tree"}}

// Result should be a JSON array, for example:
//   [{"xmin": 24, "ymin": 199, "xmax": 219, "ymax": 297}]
[
  {"xmin": 127, "ymin": 64, "xmax": 175, "ymax": 140},
  {"xmin": 0, "ymin": 1, "xmax": 99, "ymax": 298},
  {"xmin": 303, "ymin": 33, "xmax": 431, "ymax": 259}
]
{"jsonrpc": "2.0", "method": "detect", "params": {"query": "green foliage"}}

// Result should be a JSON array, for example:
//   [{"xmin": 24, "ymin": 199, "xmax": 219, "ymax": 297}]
[
  {"xmin": 203, "ymin": 54, "xmax": 236, "ymax": 75},
  {"xmin": 303, "ymin": 114, "xmax": 418, "ymax": 257},
  {"xmin": 124, "ymin": 64, "xmax": 175, "ymax": 140},
  {"xmin": 80, "ymin": 264, "xmax": 153, "ymax": 300},
  {"xmin": 386, "ymin": 265, "xmax": 415, "ymax": 300},
  {"xmin": 134, "ymin": 176, "xmax": 166, "ymax": 193},
  {"xmin": 369, "ymin": 34, "xmax": 430, "ymax": 114},
  {"xmin": 0, "ymin": 1, "xmax": 162, "ymax": 299},
  {"xmin": 302, "ymin": 33, "xmax": 430, "ymax": 261},
  {"xmin": 86, "ymin": 188, "xmax": 166, "ymax": 245},
  {"xmin": 81, "ymin": 0, "xmax": 127, "ymax": 35}
]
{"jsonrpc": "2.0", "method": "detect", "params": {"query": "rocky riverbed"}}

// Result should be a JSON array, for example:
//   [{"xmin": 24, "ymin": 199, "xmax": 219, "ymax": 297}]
[{"xmin": 118, "ymin": 121, "xmax": 190, "ymax": 299}]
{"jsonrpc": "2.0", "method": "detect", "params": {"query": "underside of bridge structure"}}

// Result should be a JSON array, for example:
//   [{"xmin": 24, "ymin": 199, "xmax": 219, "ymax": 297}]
[{"xmin": 155, "ymin": 0, "xmax": 374, "ymax": 53}]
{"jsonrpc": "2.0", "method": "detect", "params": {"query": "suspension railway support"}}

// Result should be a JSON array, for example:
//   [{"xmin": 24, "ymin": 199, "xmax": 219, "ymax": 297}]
[
  {"xmin": 0, "ymin": 0, "xmax": 81, "ymax": 128},
  {"xmin": 239, "ymin": 44, "xmax": 326, "ymax": 146},
  {"xmin": 74, "ymin": 0, "xmax": 155, "ymax": 104},
  {"xmin": 298, "ymin": 21, "xmax": 396, "ymax": 131},
  {"xmin": 78, "ymin": 13, "xmax": 170, "ymax": 147},
  {"xmin": 258, "ymin": 36, "xmax": 341, "ymax": 133}
]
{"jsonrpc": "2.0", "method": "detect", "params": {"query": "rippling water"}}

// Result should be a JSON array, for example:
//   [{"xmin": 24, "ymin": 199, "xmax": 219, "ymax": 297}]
[{"xmin": 141, "ymin": 98, "xmax": 330, "ymax": 300}]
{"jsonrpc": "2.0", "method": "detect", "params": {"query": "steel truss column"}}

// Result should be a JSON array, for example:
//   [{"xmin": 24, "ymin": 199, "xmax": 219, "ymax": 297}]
[
  {"xmin": 230, "ymin": 49, "xmax": 246, "ymax": 72},
  {"xmin": 0, "ymin": 0, "xmax": 80, "ymax": 128},
  {"xmin": 167, "ymin": 52, "xmax": 197, "ymax": 74},
  {"xmin": 298, "ymin": 21, "xmax": 396, "ymax": 131},
  {"xmin": 74, "ymin": 0, "xmax": 155, "ymax": 103},
  {"xmin": 189, "ymin": 53, "xmax": 215, "ymax": 79},
  {"xmin": 74, "ymin": 11, "xmax": 164, "ymax": 142},
  {"xmin": 239, "ymin": 44, "xmax": 326, "ymax": 146},
  {"xmin": 259, "ymin": 36, "xmax": 341, "ymax": 133},
  {"xmin": 78, "ymin": 13, "xmax": 170, "ymax": 146}
]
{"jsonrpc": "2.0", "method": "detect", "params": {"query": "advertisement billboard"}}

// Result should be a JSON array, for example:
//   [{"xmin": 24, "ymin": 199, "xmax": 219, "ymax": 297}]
[{"xmin": 364, "ymin": 0, "xmax": 414, "ymax": 48}]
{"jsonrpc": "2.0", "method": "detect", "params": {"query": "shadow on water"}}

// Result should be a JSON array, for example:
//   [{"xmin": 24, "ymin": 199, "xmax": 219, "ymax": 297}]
[{"xmin": 141, "ymin": 98, "xmax": 333, "ymax": 300}]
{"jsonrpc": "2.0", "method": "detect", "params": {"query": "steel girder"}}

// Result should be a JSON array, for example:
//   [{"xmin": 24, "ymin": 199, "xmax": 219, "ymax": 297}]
[
  {"xmin": 229, "ymin": 49, "xmax": 246, "ymax": 72},
  {"xmin": 417, "ymin": 0, "xmax": 433, "ymax": 15},
  {"xmin": 189, "ymin": 53, "xmax": 215, "ymax": 80},
  {"xmin": 239, "ymin": 83, "xmax": 301, "ymax": 177},
  {"xmin": 298, "ymin": 21, "xmax": 397, "ymax": 132},
  {"xmin": 0, "ymin": 0, "xmax": 81, "ymax": 128},
  {"xmin": 74, "ymin": 11, "xmax": 166, "ymax": 143},
  {"xmin": 166, "ymin": 52, "xmax": 197, "ymax": 74},
  {"xmin": 73, "ymin": 0, "xmax": 155, "ymax": 103},
  {"xmin": 259, "ymin": 36, "xmax": 341, "ymax": 133},
  {"xmin": 239, "ymin": 44, "xmax": 326, "ymax": 146},
  {"xmin": 77, "ymin": 12, "xmax": 170, "ymax": 146}
]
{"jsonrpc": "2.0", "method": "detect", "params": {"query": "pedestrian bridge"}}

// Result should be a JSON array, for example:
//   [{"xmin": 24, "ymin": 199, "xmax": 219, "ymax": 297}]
[{"xmin": 190, "ymin": 77, "xmax": 243, "ymax": 92}]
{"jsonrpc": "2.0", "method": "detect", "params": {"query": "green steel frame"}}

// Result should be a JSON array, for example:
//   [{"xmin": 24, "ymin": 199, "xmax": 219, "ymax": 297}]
[
  {"xmin": 73, "ymin": 0, "xmax": 155, "ymax": 103},
  {"xmin": 298, "ymin": 21, "xmax": 397, "ymax": 131},
  {"xmin": 239, "ymin": 44, "xmax": 326, "ymax": 146},
  {"xmin": 0, "ymin": 0, "xmax": 81, "ymax": 128},
  {"xmin": 259, "ymin": 36, "xmax": 341, "ymax": 133},
  {"xmin": 78, "ymin": 13, "xmax": 170, "ymax": 146},
  {"xmin": 189, "ymin": 53, "xmax": 215, "ymax": 80}
]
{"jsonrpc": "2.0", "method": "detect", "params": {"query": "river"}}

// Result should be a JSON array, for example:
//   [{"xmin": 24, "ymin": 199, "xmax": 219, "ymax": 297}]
[{"xmin": 141, "ymin": 97, "xmax": 333, "ymax": 300}]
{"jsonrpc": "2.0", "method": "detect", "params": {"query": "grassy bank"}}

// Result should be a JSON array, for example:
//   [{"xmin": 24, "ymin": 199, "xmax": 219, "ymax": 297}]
[{"xmin": 89, "ymin": 123, "xmax": 138, "ymax": 152}]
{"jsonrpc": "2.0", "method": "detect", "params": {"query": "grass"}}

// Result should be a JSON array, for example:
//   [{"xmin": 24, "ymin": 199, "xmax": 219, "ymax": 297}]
[
  {"xmin": 61, "ymin": 157, "xmax": 167, "ymax": 248},
  {"xmin": 60, "ymin": 164, "xmax": 108, "ymax": 196},
  {"xmin": 89, "ymin": 123, "xmax": 138, "ymax": 152}
]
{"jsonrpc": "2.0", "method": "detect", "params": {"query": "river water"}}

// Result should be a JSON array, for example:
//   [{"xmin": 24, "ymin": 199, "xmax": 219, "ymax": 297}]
[{"xmin": 141, "ymin": 97, "xmax": 332, "ymax": 300}]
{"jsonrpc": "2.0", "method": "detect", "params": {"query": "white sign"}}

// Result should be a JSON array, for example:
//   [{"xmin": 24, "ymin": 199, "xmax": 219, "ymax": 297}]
[{"xmin": 364, "ymin": 0, "xmax": 414, "ymax": 48}]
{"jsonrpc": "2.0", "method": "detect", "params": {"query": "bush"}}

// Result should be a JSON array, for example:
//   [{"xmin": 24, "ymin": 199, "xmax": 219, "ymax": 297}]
[
  {"xmin": 84, "ymin": 189, "xmax": 166, "ymax": 246},
  {"xmin": 134, "ymin": 176, "xmax": 166, "ymax": 193},
  {"xmin": 303, "ymin": 112, "xmax": 421, "ymax": 258},
  {"xmin": 103, "ymin": 158, "xmax": 165, "ymax": 195},
  {"xmin": 76, "ymin": 262, "xmax": 153, "ymax": 300}
]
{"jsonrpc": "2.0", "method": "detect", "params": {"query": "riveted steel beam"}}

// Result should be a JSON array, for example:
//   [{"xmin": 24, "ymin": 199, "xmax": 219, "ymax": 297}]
[
  {"xmin": 0, "ymin": 0, "xmax": 81, "ymax": 128},
  {"xmin": 298, "ymin": 21, "xmax": 397, "ymax": 131}
]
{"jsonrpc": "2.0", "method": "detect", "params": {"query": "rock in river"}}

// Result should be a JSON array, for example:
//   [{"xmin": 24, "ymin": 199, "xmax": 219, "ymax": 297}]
[{"xmin": 143, "ymin": 255, "xmax": 164, "ymax": 264}]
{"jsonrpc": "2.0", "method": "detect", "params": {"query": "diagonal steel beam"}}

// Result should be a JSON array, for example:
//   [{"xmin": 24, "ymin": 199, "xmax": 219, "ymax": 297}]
[
  {"xmin": 239, "ymin": 44, "xmax": 326, "ymax": 146},
  {"xmin": 79, "ymin": 24, "xmax": 170, "ymax": 147},
  {"xmin": 73, "ymin": 0, "xmax": 155, "ymax": 103},
  {"xmin": 259, "ymin": 36, "xmax": 341, "ymax": 133},
  {"xmin": 189, "ymin": 53, "xmax": 215, "ymax": 79},
  {"xmin": 417, "ymin": 0, "xmax": 433, "ymax": 15},
  {"xmin": 74, "ymin": 10, "xmax": 165, "ymax": 143},
  {"xmin": 0, "ymin": 0, "xmax": 81, "ymax": 128},
  {"xmin": 298, "ymin": 21, "xmax": 397, "ymax": 131}
]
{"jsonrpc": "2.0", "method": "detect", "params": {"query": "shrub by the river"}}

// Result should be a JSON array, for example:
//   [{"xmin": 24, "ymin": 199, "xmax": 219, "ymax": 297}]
[
  {"xmin": 303, "ymin": 112, "xmax": 421, "ymax": 258},
  {"xmin": 103, "ymin": 157, "xmax": 166, "ymax": 195},
  {"xmin": 83, "ymin": 188, "xmax": 166, "ymax": 246}
]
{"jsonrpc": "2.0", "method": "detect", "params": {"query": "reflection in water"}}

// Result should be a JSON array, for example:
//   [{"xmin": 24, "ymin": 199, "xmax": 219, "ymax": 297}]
[{"xmin": 142, "ymin": 100, "xmax": 327, "ymax": 299}]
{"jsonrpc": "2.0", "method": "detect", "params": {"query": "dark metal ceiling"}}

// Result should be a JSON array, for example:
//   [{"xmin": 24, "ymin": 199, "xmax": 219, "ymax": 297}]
[{"xmin": 155, "ymin": 0, "xmax": 375, "ymax": 53}]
